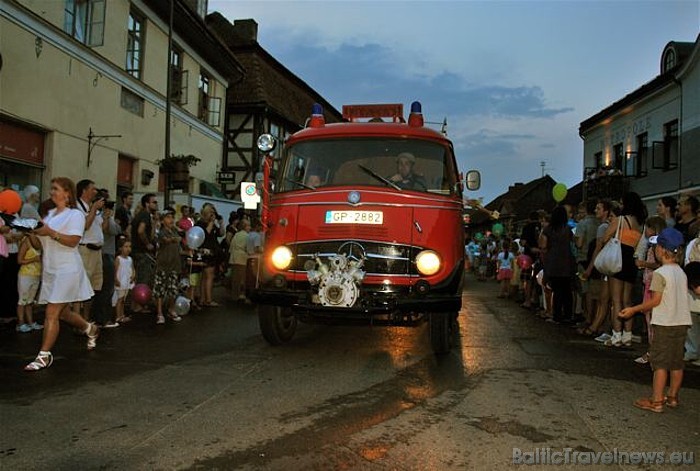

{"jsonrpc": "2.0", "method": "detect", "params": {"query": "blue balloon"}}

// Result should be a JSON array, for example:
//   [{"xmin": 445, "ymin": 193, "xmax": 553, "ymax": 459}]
[{"xmin": 186, "ymin": 226, "xmax": 205, "ymax": 249}]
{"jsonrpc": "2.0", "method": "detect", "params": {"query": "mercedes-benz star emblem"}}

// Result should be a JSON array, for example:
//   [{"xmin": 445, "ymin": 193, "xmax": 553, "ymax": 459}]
[
  {"xmin": 348, "ymin": 191, "xmax": 361, "ymax": 204},
  {"xmin": 337, "ymin": 241, "xmax": 366, "ymax": 264}
]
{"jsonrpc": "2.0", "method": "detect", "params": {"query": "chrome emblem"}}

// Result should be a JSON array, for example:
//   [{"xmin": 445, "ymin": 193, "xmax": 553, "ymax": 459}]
[
  {"xmin": 337, "ymin": 241, "xmax": 366, "ymax": 264},
  {"xmin": 348, "ymin": 191, "xmax": 361, "ymax": 204}
]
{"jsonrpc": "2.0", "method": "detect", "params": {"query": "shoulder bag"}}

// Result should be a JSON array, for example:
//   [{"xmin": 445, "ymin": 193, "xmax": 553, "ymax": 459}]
[{"xmin": 594, "ymin": 216, "xmax": 623, "ymax": 276}]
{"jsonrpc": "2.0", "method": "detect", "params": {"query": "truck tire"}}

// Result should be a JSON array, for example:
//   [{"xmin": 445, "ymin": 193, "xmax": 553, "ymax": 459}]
[
  {"xmin": 429, "ymin": 312, "xmax": 453, "ymax": 355},
  {"xmin": 258, "ymin": 305, "xmax": 297, "ymax": 345}
]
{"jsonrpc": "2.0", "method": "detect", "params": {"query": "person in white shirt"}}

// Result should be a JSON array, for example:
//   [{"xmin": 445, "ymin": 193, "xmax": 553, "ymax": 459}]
[{"xmin": 75, "ymin": 179, "xmax": 105, "ymax": 321}]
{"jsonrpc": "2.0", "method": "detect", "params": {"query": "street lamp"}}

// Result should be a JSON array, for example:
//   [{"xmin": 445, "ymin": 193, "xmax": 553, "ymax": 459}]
[{"xmin": 87, "ymin": 127, "xmax": 121, "ymax": 167}]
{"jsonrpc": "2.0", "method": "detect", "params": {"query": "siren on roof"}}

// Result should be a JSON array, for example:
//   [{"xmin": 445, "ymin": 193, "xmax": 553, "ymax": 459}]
[
  {"xmin": 408, "ymin": 101, "xmax": 424, "ymax": 127},
  {"xmin": 308, "ymin": 103, "xmax": 325, "ymax": 128}
]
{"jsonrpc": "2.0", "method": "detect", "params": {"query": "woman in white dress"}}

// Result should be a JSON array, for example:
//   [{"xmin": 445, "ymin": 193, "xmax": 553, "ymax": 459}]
[{"xmin": 24, "ymin": 177, "xmax": 99, "ymax": 371}]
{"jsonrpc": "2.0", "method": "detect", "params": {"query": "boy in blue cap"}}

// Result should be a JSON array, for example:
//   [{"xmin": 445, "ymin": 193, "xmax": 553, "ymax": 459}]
[{"xmin": 619, "ymin": 227, "xmax": 690, "ymax": 412}]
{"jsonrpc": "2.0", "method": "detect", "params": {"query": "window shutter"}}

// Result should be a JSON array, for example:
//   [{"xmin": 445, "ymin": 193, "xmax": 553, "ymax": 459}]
[{"xmin": 207, "ymin": 97, "xmax": 221, "ymax": 127}]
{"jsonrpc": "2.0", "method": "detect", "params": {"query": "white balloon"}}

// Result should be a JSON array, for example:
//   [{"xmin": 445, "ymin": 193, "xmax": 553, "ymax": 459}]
[
  {"xmin": 173, "ymin": 295, "xmax": 191, "ymax": 316},
  {"xmin": 186, "ymin": 226, "xmax": 205, "ymax": 249}
]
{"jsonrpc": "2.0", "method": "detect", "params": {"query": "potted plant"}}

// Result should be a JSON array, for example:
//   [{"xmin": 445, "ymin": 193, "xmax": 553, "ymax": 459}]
[{"xmin": 156, "ymin": 154, "xmax": 201, "ymax": 189}]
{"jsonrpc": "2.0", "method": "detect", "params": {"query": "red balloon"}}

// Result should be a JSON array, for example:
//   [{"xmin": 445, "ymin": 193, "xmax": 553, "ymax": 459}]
[
  {"xmin": 0, "ymin": 189, "xmax": 22, "ymax": 214},
  {"xmin": 132, "ymin": 283, "xmax": 152, "ymax": 304},
  {"xmin": 517, "ymin": 254, "xmax": 533, "ymax": 270}
]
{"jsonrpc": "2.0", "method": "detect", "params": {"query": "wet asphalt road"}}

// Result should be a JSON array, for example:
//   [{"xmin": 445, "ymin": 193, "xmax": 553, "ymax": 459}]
[{"xmin": 1, "ymin": 277, "xmax": 698, "ymax": 470}]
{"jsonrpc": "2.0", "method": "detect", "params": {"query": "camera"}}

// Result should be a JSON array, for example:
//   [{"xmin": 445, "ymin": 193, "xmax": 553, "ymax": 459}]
[
  {"xmin": 105, "ymin": 201, "xmax": 115, "ymax": 210},
  {"xmin": 94, "ymin": 189, "xmax": 115, "ymax": 210}
]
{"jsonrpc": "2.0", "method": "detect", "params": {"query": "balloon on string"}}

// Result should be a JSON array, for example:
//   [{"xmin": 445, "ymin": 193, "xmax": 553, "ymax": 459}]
[
  {"xmin": 186, "ymin": 226, "xmax": 205, "ymax": 249},
  {"xmin": 173, "ymin": 296, "xmax": 191, "ymax": 316},
  {"xmin": 517, "ymin": 254, "xmax": 533, "ymax": 270},
  {"xmin": 132, "ymin": 284, "xmax": 152, "ymax": 304},
  {"xmin": 552, "ymin": 183, "xmax": 568, "ymax": 202},
  {"xmin": 475, "ymin": 232, "xmax": 484, "ymax": 241},
  {"xmin": 0, "ymin": 189, "xmax": 22, "ymax": 214},
  {"xmin": 492, "ymin": 223, "xmax": 504, "ymax": 237}
]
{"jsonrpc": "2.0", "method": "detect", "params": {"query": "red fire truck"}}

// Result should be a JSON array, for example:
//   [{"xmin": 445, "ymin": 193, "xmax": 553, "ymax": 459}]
[{"xmin": 251, "ymin": 102, "xmax": 480, "ymax": 354}]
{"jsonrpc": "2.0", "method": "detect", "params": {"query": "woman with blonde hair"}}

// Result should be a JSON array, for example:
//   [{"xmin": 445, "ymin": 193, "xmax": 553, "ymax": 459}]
[{"xmin": 24, "ymin": 177, "xmax": 98, "ymax": 371}]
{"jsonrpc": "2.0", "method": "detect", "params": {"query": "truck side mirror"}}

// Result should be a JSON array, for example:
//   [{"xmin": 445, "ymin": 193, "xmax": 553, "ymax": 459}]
[{"xmin": 465, "ymin": 170, "xmax": 481, "ymax": 191}]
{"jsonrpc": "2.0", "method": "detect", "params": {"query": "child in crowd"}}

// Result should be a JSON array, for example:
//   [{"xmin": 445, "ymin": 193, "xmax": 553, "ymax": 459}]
[
  {"xmin": 477, "ymin": 241, "xmax": 488, "ymax": 282},
  {"xmin": 154, "ymin": 209, "xmax": 183, "ymax": 324},
  {"xmin": 619, "ymin": 228, "xmax": 691, "ymax": 413},
  {"xmin": 113, "ymin": 239, "xmax": 135, "ymax": 324},
  {"xmin": 509, "ymin": 241, "xmax": 522, "ymax": 299},
  {"xmin": 16, "ymin": 234, "xmax": 43, "ymax": 332},
  {"xmin": 496, "ymin": 241, "xmax": 515, "ymax": 298},
  {"xmin": 183, "ymin": 247, "xmax": 205, "ymax": 311},
  {"xmin": 633, "ymin": 216, "xmax": 666, "ymax": 364}
]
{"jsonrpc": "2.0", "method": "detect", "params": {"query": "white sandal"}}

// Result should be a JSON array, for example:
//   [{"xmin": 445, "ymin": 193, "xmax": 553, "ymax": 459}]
[
  {"xmin": 24, "ymin": 352, "xmax": 53, "ymax": 371},
  {"xmin": 86, "ymin": 323, "xmax": 99, "ymax": 350}
]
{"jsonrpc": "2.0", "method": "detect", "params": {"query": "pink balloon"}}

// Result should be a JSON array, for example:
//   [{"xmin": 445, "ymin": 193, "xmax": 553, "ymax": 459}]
[
  {"xmin": 132, "ymin": 283, "xmax": 152, "ymax": 304},
  {"xmin": 517, "ymin": 254, "xmax": 533, "ymax": 270}
]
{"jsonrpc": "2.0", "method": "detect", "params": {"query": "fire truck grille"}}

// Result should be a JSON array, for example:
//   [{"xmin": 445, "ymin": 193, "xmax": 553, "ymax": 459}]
[{"xmin": 290, "ymin": 240, "xmax": 417, "ymax": 275}]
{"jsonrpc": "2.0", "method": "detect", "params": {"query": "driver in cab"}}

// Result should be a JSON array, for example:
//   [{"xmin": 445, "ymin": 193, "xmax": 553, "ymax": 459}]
[{"xmin": 389, "ymin": 152, "xmax": 427, "ymax": 190}]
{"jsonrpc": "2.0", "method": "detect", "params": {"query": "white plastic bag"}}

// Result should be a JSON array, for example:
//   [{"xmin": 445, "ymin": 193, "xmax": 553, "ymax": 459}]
[{"xmin": 594, "ymin": 216, "xmax": 623, "ymax": 276}]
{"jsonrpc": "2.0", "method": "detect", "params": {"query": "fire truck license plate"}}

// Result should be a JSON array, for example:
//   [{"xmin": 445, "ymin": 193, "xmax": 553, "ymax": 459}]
[{"xmin": 325, "ymin": 210, "xmax": 383, "ymax": 224}]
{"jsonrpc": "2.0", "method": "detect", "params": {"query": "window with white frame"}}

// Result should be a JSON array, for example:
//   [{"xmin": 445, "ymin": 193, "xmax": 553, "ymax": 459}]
[
  {"xmin": 170, "ymin": 45, "xmax": 188, "ymax": 105},
  {"xmin": 198, "ymin": 70, "xmax": 221, "ymax": 127},
  {"xmin": 64, "ymin": 0, "xmax": 105, "ymax": 46},
  {"xmin": 126, "ymin": 9, "xmax": 145, "ymax": 79}
]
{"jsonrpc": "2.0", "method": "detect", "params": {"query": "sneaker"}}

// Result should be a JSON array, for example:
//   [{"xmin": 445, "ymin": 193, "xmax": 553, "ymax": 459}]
[
  {"xmin": 634, "ymin": 353, "xmax": 650, "ymax": 364},
  {"xmin": 156, "ymin": 315, "xmax": 165, "ymax": 325},
  {"xmin": 692, "ymin": 359, "xmax": 700, "ymax": 367},
  {"xmin": 594, "ymin": 332, "xmax": 611, "ymax": 343},
  {"xmin": 168, "ymin": 314, "xmax": 182, "ymax": 322},
  {"xmin": 604, "ymin": 331, "xmax": 622, "ymax": 347},
  {"xmin": 621, "ymin": 331, "xmax": 633, "ymax": 347},
  {"xmin": 16, "ymin": 323, "xmax": 32, "ymax": 333},
  {"xmin": 30, "ymin": 322, "xmax": 43, "ymax": 331},
  {"xmin": 103, "ymin": 321, "xmax": 120, "ymax": 328}
]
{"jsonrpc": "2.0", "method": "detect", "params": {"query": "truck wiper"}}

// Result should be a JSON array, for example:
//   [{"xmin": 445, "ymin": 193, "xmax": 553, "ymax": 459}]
[
  {"xmin": 357, "ymin": 164, "xmax": 402, "ymax": 191},
  {"xmin": 286, "ymin": 178, "xmax": 316, "ymax": 190}
]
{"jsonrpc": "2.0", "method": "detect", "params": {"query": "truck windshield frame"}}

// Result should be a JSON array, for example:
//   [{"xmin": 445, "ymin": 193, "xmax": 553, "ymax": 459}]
[{"xmin": 277, "ymin": 137, "xmax": 459, "ymax": 195}]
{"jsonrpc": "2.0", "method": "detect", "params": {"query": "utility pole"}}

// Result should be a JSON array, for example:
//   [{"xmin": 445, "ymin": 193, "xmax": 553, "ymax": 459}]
[{"xmin": 540, "ymin": 161, "xmax": 546, "ymax": 177}]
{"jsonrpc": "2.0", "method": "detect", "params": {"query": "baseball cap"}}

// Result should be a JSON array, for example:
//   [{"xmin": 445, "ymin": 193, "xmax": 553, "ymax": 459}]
[{"xmin": 652, "ymin": 227, "xmax": 684, "ymax": 252}]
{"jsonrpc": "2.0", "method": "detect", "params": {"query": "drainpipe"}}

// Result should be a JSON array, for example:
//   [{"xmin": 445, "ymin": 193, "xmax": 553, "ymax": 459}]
[{"xmin": 673, "ymin": 77, "xmax": 683, "ymax": 195}]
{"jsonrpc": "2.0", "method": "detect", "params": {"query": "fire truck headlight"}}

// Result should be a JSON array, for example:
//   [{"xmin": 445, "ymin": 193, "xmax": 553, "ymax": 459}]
[
  {"xmin": 415, "ymin": 250, "xmax": 440, "ymax": 276},
  {"xmin": 271, "ymin": 246, "xmax": 293, "ymax": 270}
]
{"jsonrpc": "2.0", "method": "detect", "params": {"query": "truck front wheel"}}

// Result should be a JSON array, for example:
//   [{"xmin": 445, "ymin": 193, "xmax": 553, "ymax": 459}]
[
  {"xmin": 258, "ymin": 305, "xmax": 297, "ymax": 345},
  {"xmin": 429, "ymin": 312, "xmax": 456, "ymax": 355}
]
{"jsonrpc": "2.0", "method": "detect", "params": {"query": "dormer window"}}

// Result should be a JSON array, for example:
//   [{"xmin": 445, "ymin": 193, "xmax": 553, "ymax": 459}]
[{"xmin": 662, "ymin": 49, "xmax": 676, "ymax": 73}]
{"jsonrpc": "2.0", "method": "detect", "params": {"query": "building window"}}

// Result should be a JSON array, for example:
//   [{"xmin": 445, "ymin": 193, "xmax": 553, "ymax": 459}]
[
  {"xmin": 612, "ymin": 143, "xmax": 623, "ymax": 171},
  {"xmin": 120, "ymin": 88, "xmax": 144, "ymax": 117},
  {"xmin": 652, "ymin": 120, "xmax": 679, "ymax": 170},
  {"xmin": 170, "ymin": 46, "xmax": 188, "ymax": 105},
  {"xmin": 198, "ymin": 71, "xmax": 221, "ymax": 127},
  {"xmin": 64, "ymin": 0, "xmax": 105, "ymax": 46},
  {"xmin": 663, "ymin": 49, "xmax": 676, "ymax": 73},
  {"xmin": 594, "ymin": 151, "xmax": 603, "ymax": 170},
  {"xmin": 126, "ymin": 9, "xmax": 145, "ymax": 79},
  {"xmin": 635, "ymin": 132, "xmax": 648, "ymax": 177}
]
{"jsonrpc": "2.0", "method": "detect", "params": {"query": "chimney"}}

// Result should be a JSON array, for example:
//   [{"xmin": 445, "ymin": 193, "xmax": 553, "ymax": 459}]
[
  {"xmin": 233, "ymin": 19, "xmax": 258, "ymax": 43},
  {"xmin": 508, "ymin": 182, "xmax": 524, "ymax": 192}
]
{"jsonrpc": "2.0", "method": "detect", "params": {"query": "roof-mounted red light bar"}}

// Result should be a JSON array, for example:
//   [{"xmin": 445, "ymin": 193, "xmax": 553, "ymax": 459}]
[{"xmin": 342, "ymin": 103, "xmax": 404, "ymax": 123}]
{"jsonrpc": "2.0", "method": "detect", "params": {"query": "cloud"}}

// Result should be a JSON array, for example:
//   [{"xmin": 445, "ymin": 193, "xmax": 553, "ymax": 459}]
[{"xmin": 272, "ymin": 38, "xmax": 573, "ymax": 120}]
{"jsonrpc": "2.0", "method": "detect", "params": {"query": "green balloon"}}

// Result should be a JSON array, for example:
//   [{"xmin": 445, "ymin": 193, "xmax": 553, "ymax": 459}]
[
  {"xmin": 475, "ymin": 232, "xmax": 484, "ymax": 241},
  {"xmin": 492, "ymin": 223, "xmax": 504, "ymax": 236},
  {"xmin": 552, "ymin": 183, "xmax": 568, "ymax": 202}
]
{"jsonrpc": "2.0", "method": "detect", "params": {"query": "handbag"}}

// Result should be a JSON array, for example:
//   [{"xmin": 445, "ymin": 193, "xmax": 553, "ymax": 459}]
[{"xmin": 594, "ymin": 216, "xmax": 623, "ymax": 276}]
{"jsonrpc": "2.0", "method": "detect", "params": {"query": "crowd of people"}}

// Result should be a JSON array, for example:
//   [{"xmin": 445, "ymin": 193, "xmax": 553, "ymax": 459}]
[
  {"xmin": 466, "ymin": 192, "xmax": 700, "ymax": 412},
  {"xmin": 0, "ymin": 178, "xmax": 263, "ymax": 371}
]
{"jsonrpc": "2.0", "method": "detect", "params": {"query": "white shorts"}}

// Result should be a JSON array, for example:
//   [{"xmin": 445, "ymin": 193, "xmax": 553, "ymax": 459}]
[{"xmin": 18, "ymin": 275, "xmax": 40, "ymax": 305}]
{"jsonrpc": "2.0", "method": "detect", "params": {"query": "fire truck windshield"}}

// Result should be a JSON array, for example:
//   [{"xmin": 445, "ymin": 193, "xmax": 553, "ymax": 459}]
[{"xmin": 278, "ymin": 138, "xmax": 458, "ymax": 195}]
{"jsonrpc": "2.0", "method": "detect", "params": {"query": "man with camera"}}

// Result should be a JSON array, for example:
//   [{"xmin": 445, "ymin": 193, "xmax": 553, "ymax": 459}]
[
  {"xmin": 76, "ymin": 179, "xmax": 105, "ymax": 321},
  {"xmin": 93, "ymin": 188, "xmax": 121, "ymax": 328}
]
